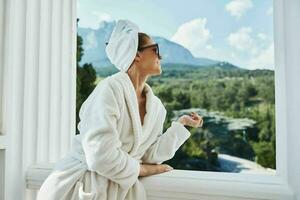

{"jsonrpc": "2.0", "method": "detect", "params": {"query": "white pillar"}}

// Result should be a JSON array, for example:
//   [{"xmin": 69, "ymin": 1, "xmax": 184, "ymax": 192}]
[
  {"xmin": 60, "ymin": 0, "xmax": 77, "ymax": 156},
  {"xmin": 274, "ymin": 0, "xmax": 288, "ymax": 181},
  {"xmin": 0, "ymin": 2, "xmax": 7, "ymax": 199},
  {"xmin": 0, "ymin": 0, "xmax": 5, "ymax": 134},
  {"xmin": 22, "ymin": 0, "xmax": 41, "ymax": 198},
  {"xmin": 37, "ymin": 0, "xmax": 51, "ymax": 164},
  {"xmin": 3, "ymin": 0, "xmax": 27, "ymax": 199},
  {"xmin": 1, "ymin": 0, "xmax": 77, "ymax": 199},
  {"xmin": 283, "ymin": 0, "xmax": 300, "ymax": 198}
]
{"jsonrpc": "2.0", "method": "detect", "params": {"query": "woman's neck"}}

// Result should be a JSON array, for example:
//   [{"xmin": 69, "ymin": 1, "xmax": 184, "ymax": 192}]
[{"xmin": 127, "ymin": 67, "xmax": 148, "ymax": 99}]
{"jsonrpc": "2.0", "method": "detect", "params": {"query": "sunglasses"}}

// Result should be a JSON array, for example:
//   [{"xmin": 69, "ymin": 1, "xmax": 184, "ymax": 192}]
[
  {"xmin": 105, "ymin": 42, "xmax": 162, "ymax": 60},
  {"xmin": 138, "ymin": 43, "xmax": 162, "ymax": 60}
]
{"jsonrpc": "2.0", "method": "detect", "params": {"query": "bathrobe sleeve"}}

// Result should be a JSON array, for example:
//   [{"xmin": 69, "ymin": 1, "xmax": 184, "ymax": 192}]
[
  {"xmin": 79, "ymin": 80, "xmax": 140, "ymax": 190},
  {"xmin": 141, "ymin": 120, "xmax": 191, "ymax": 165}
]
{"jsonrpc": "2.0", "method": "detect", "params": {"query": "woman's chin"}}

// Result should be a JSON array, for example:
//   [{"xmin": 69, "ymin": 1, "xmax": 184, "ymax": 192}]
[
  {"xmin": 157, "ymin": 65, "xmax": 162, "ymax": 74},
  {"xmin": 148, "ymin": 65, "xmax": 162, "ymax": 76},
  {"xmin": 154, "ymin": 68, "xmax": 162, "ymax": 76}
]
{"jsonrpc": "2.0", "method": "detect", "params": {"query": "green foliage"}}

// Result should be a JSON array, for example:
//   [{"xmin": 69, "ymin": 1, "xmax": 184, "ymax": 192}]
[
  {"xmin": 147, "ymin": 65, "xmax": 276, "ymax": 171},
  {"xmin": 252, "ymin": 141, "xmax": 276, "ymax": 169},
  {"xmin": 76, "ymin": 28, "xmax": 97, "ymax": 133},
  {"xmin": 78, "ymin": 63, "xmax": 97, "ymax": 97}
]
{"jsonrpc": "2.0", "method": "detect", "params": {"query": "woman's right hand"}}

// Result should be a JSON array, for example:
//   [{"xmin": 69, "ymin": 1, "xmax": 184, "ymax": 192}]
[
  {"xmin": 178, "ymin": 112, "xmax": 203, "ymax": 128},
  {"xmin": 139, "ymin": 164, "xmax": 173, "ymax": 177}
]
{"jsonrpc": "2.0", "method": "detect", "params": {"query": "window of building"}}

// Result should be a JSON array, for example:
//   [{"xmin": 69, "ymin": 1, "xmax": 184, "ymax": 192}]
[{"xmin": 77, "ymin": 0, "xmax": 276, "ymax": 175}]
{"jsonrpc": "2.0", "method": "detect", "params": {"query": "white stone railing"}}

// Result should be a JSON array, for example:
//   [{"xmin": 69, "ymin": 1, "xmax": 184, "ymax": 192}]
[{"xmin": 26, "ymin": 165, "xmax": 294, "ymax": 200}]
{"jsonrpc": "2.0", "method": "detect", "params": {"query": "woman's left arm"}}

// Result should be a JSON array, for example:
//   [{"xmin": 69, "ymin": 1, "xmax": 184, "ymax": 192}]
[{"xmin": 141, "ymin": 121, "xmax": 191, "ymax": 165}]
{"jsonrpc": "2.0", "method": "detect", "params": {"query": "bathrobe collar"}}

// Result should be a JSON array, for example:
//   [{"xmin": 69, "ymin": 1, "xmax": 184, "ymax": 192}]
[{"xmin": 112, "ymin": 71, "xmax": 161, "ymax": 154}]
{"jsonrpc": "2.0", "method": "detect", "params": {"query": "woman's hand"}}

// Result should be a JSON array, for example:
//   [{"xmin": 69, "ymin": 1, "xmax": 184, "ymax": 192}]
[
  {"xmin": 139, "ymin": 164, "xmax": 173, "ymax": 177},
  {"xmin": 177, "ymin": 112, "xmax": 203, "ymax": 128}
]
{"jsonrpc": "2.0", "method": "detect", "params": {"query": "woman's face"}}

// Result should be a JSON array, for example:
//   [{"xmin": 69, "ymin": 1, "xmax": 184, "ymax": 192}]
[{"xmin": 136, "ymin": 38, "xmax": 162, "ymax": 76}]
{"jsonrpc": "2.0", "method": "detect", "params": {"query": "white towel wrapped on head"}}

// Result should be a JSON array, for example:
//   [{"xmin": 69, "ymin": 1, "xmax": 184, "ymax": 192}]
[{"xmin": 105, "ymin": 19, "xmax": 140, "ymax": 72}]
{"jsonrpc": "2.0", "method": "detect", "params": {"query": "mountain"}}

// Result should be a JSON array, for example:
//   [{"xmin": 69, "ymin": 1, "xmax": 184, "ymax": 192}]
[
  {"xmin": 152, "ymin": 36, "xmax": 218, "ymax": 66},
  {"xmin": 78, "ymin": 21, "xmax": 116, "ymax": 67},
  {"xmin": 78, "ymin": 20, "xmax": 220, "ymax": 68}
]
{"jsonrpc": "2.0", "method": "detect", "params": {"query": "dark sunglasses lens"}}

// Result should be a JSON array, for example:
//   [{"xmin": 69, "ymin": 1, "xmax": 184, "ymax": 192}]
[
  {"xmin": 155, "ymin": 44, "xmax": 159, "ymax": 55},
  {"xmin": 156, "ymin": 45, "xmax": 161, "ymax": 59},
  {"xmin": 138, "ymin": 44, "xmax": 161, "ymax": 59}
]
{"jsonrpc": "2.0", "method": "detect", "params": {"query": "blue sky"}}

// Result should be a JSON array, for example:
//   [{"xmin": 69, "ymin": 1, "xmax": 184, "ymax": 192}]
[{"xmin": 78, "ymin": 0, "xmax": 274, "ymax": 70}]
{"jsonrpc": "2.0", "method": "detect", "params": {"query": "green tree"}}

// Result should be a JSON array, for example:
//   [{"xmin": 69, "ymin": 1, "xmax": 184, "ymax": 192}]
[{"xmin": 76, "ymin": 19, "xmax": 97, "ymax": 133}]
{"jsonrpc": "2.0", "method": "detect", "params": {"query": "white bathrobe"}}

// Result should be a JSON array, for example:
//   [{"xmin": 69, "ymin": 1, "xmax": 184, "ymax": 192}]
[{"xmin": 37, "ymin": 71, "xmax": 191, "ymax": 200}]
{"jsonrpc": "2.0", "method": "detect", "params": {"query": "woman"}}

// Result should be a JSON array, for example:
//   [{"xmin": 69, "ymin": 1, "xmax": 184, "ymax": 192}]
[{"xmin": 37, "ymin": 19, "xmax": 203, "ymax": 200}]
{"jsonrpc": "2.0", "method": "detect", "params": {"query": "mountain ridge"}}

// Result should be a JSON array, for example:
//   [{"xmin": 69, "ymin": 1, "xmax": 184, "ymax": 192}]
[{"xmin": 78, "ymin": 20, "xmax": 235, "ymax": 69}]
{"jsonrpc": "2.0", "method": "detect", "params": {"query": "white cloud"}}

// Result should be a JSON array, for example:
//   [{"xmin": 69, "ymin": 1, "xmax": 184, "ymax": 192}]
[
  {"xmin": 171, "ymin": 18, "xmax": 211, "ymax": 49},
  {"xmin": 267, "ymin": 7, "xmax": 273, "ymax": 16},
  {"xmin": 225, "ymin": 0, "xmax": 253, "ymax": 18},
  {"xmin": 257, "ymin": 33, "xmax": 267, "ymax": 41},
  {"xmin": 248, "ymin": 43, "xmax": 274, "ymax": 70},
  {"xmin": 78, "ymin": 11, "xmax": 114, "ymax": 29},
  {"xmin": 92, "ymin": 11, "xmax": 113, "ymax": 23},
  {"xmin": 171, "ymin": 18, "xmax": 212, "ymax": 57},
  {"xmin": 227, "ymin": 27, "xmax": 274, "ymax": 69},
  {"xmin": 170, "ymin": 18, "xmax": 243, "ymax": 62},
  {"xmin": 205, "ymin": 45, "xmax": 213, "ymax": 50},
  {"xmin": 79, "ymin": 11, "xmax": 114, "ymax": 29},
  {"xmin": 171, "ymin": 19, "xmax": 274, "ymax": 70},
  {"xmin": 85, "ymin": 31, "xmax": 98, "ymax": 50},
  {"xmin": 227, "ymin": 27, "xmax": 257, "ymax": 54},
  {"xmin": 230, "ymin": 52, "xmax": 237, "ymax": 59}
]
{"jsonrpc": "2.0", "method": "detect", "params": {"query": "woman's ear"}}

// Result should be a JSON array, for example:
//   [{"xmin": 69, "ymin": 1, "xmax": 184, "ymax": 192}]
[{"xmin": 134, "ymin": 52, "xmax": 142, "ymax": 62}]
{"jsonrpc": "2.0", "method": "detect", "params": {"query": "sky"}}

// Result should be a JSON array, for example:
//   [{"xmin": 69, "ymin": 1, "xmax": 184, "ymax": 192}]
[{"xmin": 77, "ymin": 0, "xmax": 274, "ymax": 70}]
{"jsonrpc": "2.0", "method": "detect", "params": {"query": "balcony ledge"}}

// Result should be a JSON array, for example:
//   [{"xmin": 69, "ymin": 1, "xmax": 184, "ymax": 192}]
[{"xmin": 26, "ymin": 164, "xmax": 294, "ymax": 200}]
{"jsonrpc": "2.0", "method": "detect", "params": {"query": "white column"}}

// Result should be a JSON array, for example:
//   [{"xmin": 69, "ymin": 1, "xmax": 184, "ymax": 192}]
[
  {"xmin": 0, "ymin": 2, "xmax": 7, "ymax": 199},
  {"xmin": 284, "ymin": 0, "xmax": 300, "ymax": 198},
  {"xmin": 1, "ymin": 0, "xmax": 77, "ymax": 199},
  {"xmin": 0, "ymin": 0, "xmax": 5, "ymax": 135},
  {"xmin": 273, "ymin": 0, "xmax": 288, "ymax": 181},
  {"xmin": 48, "ymin": 0, "xmax": 62, "ymax": 162},
  {"xmin": 3, "ymin": 0, "xmax": 27, "ymax": 199},
  {"xmin": 60, "ymin": 0, "xmax": 77, "ymax": 156},
  {"xmin": 36, "ymin": 0, "xmax": 51, "ymax": 163},
  {"xmin": 36, "ymin": 0, "xmax": 76, "ymax": 163},
  {"xmin": 22, "ymin": 0, "xmax": 40, "ymax": 198}
]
